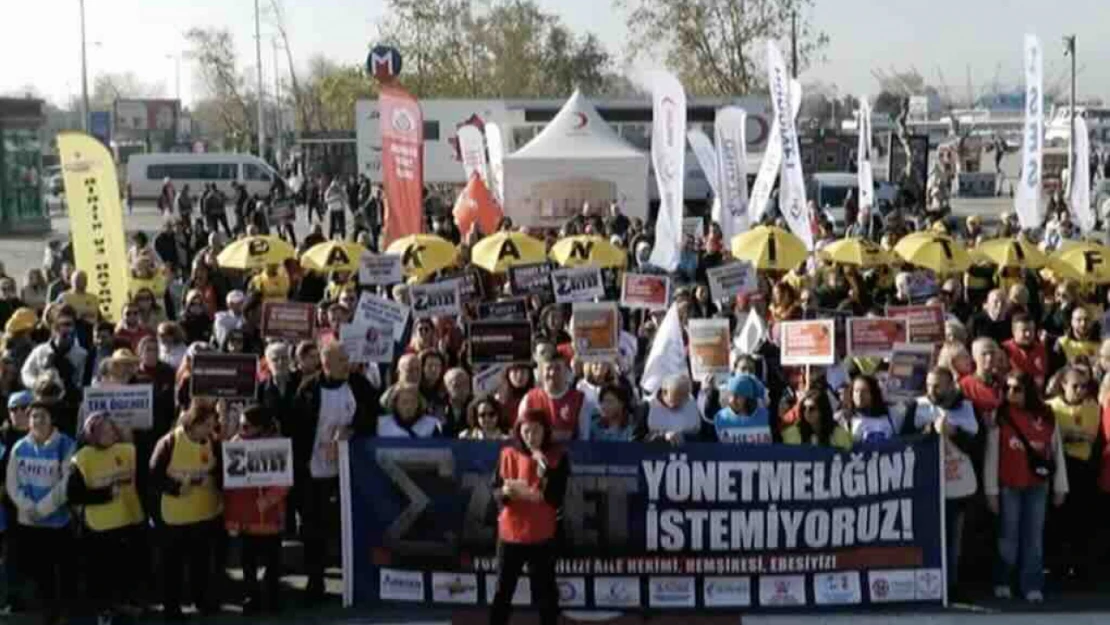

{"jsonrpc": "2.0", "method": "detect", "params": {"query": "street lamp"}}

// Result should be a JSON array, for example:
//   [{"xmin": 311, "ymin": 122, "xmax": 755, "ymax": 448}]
[{"xmin": 80, "ymin": 0, "xmax": 89, "ymax": 131}]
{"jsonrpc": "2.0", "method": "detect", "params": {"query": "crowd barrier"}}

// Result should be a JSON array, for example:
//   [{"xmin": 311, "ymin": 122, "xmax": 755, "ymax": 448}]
[{"xmin": 339, "ymin": 438, "xmax": 945, "ymax": 612}]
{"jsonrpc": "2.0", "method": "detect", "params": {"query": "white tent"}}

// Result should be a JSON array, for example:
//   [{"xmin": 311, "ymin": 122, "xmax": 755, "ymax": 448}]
[{"xmin": 502, "ymin": 90, "xmax": 649, "ymax": 228}]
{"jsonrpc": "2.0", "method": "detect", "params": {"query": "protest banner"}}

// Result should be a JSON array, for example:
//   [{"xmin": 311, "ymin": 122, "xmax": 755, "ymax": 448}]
[
  {"xmin": 707, "ymin": 262, "xmax": 757, "ymax": 303},
  {"xmin": 261, "ymin": 302, "xmax": 316, "ymax": 342},
  {"xmin": 356, "ymin": 292, "xmax": 410, "ymax": 341},
  {"xmin": 191, "ymin": 353, "xmax": 259, "ymax": 399},
  {"xmin": 410, "ymin": 279, "xmax": 463, "ymax": 319},
  {"xmin": 468, "ymin": 320, "xmax": 533, "ymax": 366},
  {"xmin": 886, "ymin": 305, "xmax": 945, "ymax": 344},
  {"xmin": 358, "ymin": 253, "xmax": 404, "ymax": 286},
  {"xmin": 682, "ymin": 216, "xmax": 704, "ymax": 243},
  {"xmin": 82, "ymin": 384, "xmax": 153, "ymax": 430},
  {"xmin": 477, "ymin": 298, "xmax": 528, "ymax": 321},
  {"xmin": 570, "ymin": 302, "xmax": 620, "ymax": 362},
  {"xmin": 688, "ymin": 318, "xmax": 731, "ymax": 380},
  {"xmin": 886, "ymin": 343, "xmax": 935, "ymax": 402},
  {"xmin": 551, "ymin": 267, "xmax": 605, "ymax": 304},
  {"xmin": 340, "ymin": 322, "xmax": 395, "ymax": 365},
  {"xmin": 620, "ymin": 273, "xmax": 671, "ymax": 311},
  {"xmin": 445, "ymin": 268, "xmax": 485, "ymax": 304},
  {"xmin": 222, "ymin": 438, "xmax": 294, "ymax": 489},
  {"xmin": 846, "ymin": 317, "xmax": 908, "ymax": 358},
  {"xmin": 779, "ymin": 319, "xmax": 836, "ymax": 366},
  {"xmin": 343, "ymin": 438, "xmax": 943, "ymax": 610},
  {"xmin": 508, "ymin": 262, "xmax": 554, "ymax": 300}
]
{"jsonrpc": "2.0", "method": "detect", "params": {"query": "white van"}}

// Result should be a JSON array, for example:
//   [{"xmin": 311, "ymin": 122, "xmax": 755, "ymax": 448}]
[{"xmin": 126, "ymin": 153, "xmax": 281, "ymax": 200}]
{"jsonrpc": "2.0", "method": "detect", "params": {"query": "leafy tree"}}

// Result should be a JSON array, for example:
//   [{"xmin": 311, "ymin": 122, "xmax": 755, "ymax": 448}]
[
  {"xmin": 185, "ymin": 27, "xmax": 257, "ymax": 151},
  {"xmin": 613, "ymin": 0, "xmax": 828, "ymax": 96},
  {"xmin": 301, "ymin": 57, "xmax": 378, "ymax": 131},
  {"xmin": 90, "ymin": 72, "xmax": 165, "ymax": 109}
]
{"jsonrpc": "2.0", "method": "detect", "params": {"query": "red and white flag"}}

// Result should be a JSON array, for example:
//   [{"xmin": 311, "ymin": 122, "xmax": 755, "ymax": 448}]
[{"xmin": 379, "ymin": 83, "xmax": 424, "ymax": 246}]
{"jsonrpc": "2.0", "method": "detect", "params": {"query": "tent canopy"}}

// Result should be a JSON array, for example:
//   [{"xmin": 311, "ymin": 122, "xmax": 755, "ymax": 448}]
[{"xmin": 503, "ymin": 90, "xmax": 649, "ymax": 227}]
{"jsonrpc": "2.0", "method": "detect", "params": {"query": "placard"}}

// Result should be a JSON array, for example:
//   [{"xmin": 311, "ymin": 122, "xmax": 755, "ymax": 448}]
[
  {"xmin": 82, "ymin": 384, "xmax": 153, "ymax": 430},
  {"xmin": 508, "ymin": 262, "xmax": 554, "ymax": 299},
  {"xmin": 261, "ymin": 302, "xmax": 316, "ymax": 342},
  {"xmin": 191, "ymin": 353, "xmax": 259, "ymax": 400},
  {"xmin": 410, "ymin": 279, "xmax": 463, "ymax": 319},
  {"xmin": 886, "ymin": 343, "xmax": 935, "ymax": 402},
  {"xmin": 570, "ymin": 302, "xmax": 619, "ymax": 362},
  {"xmin": 682, "ymin": 216, "xmax": 704, "ymax": 242},
  {"xmin": 358, "ymin": 253, "xmax": 404, "ymax": 286},
  {"xmin": 477, "ymin": 298, "xmax": 529, "ymax": 321},
  {"xmin": 688, "ymin": 319, "xmax": 731, "ymax": 380},
  {"xmin": 355, "ymin": 292, "xmax": 410, "ymax": 342},
  {"xmin": 846, "ymin": 317, "xmax": 908, "ymax": 358},
  {"xmin": 340, "ymin": 321, "xmax": 396, "ymax": 364},
  {"xmin": 468, "ymin": 320, "xmax": 534, "ymax": 366},
  {"xmin": 222, "ymin": 438, "xmax": 294, "ymax": 489},
  {"xmin": 551, "ymin": 267, "xmax": 605, "ymax": 304},
  {"xmin": 707, "ymin": 261, "xmax": 757, "ymax": 303},
  {"xmin": 620, "ymin": 273, "xmax": 671, "ymax": 311},
  {"xmin": 473, "ymin": 364, "xmax": 509, "ymax": 396},
  {"xmin": 779, "ymin": 319, "xmax": 836, "ymax": 366},
  {"xmin": 441, "ymin": 268, "xmax": 485, "ymax": 303},
  {"xmin": 886, "ymin": 305, "xmax": 945, "ymax": 344}
]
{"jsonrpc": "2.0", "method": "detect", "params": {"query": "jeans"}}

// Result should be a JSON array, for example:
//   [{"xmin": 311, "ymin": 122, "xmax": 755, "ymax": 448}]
[
  {"xmin": 162, "ymin": 520, "xmax": 218, "ymax": 614},
  {"xmin": 995, "ymin": 484, "xmax": 1048, "ymax": 596},
  {"xmin": 329, "ymin": 211, "xmax": 346, "ymax": 240},
  {"xmin": 302, "ymin": 478, "xmax": 339, "ymax": 596},
  {"xmin": 489, "ymin": 540, "xmax": 558, "ymax": 625}
]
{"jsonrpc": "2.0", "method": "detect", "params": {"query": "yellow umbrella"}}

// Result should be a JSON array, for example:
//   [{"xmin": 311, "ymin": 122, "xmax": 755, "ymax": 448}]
[
  {"xmin": 819, "ymin": 238, "xmax": 892, "ymax": 267},
  {"xmin": 973, "ymin": 237, "xmax": 1050, "ymax": 270},
  {"xmin": 301, "ymin": 240, "xmax": 368, "ymax": 273},
  {"xmin": 385, "ymin": 234, "xmax": 458, "ymax": 281},
  {"xmin": 893, "ymin": 232, "xmax": 970, "ymax": 273},
  {"xmin": 549, "ymin": 235, "xmax": 628, "ymax": 269},
  {"xmin": 729, "ymin": 226, "xmax": 808, "ymax": 271},
  {"xmin": 471, "ymin": 231, "xmax": 547, "ymax": 274},
  {"xmin": 216, "ymin": 235, "xmax": 295, "ymax": 270},
  {"xmin": 1050, "ymin": 241, "xmax": 1110, "ymax": 284}
]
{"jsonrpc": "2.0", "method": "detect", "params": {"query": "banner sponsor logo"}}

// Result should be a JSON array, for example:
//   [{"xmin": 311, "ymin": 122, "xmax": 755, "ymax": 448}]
[
  {"xmin": 82, "ymin": 384, "xmax": 153, "ymax": 430},
  {"xmin": 914, "ymin": 568, "xmax": 944, "ymax": 601},
  {"xmin": 485, "ymin": 574, "xmax": 530, "ymax": 606},
  {"xmin": 779, "ymin": 319, "xmax": 836, "ymax": 366},
  {"xmin": 468, "ymin": 320, "xmax": 533, "ymax": 366},
  {"xmin": 594, "ymin": 576, "xmax": 641, "ymax": 608},
  {"xmin": 703, "ymin": 576, "xmax": 752, "ymax": 607},
  {"xmin": 356, "ymin": 292, "xmax": 410, "ymax": 341},
  {"xmin": 551, "ymin": 267, "xmax": 604, "ymax": 304},
  {"xmin": 759, "ymin": 575, "xmax": 806, "ymax": 607},
  {"xmin": 814, "ymin": 571, "xmax": 862, "ymax": 605},
  {"xmin": 431, "ymin": 572, "xmax": 478, "ymax": 604},
  {"xmin": 707, "ymin": 262, "xmax": 757, "ymax": 303},
  {"xmin": 620, "ymin": 273, "xmax": 671, "ymax": 311},
  {"xmin": 191, "ymin": 354, "xmax": 258, "ymax": 399},
  {"xmin": 410, "ymin": 279, "xmax": 462, "ymax": 319},
  {"xmin": 359, "ymin": 253, "xmax": 404, "ymax": 286},
  {"xmin": 868, "ymin": 569, "xmax": 916, "ymax": 603},
  {"xmin": 261, "ymin": 302, "xmax": 316, "ymax": 342},
  {"xmin": 222, "ymin": 438, "xmax": 294, "ymax": 489},
  {"xmin": 379, "ymin": 568, "xmax": 424, "ymax": 602},
  {"xmin": 649, "ymin": 577, "xmax": 695, "ymax": 607},
  {"xmin": 558, "ymin": 577, "xmax": 587, "ymax": 607},
  {"xmin": 846, "ymin": 317, "xmax": 907, "ymax": 359}
]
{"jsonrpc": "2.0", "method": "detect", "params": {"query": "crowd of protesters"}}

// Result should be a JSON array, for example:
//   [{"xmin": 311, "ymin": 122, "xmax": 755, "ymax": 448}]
[{"xmin": 5, "ymin": 169, "xmax": 1110, "ymax": 623}]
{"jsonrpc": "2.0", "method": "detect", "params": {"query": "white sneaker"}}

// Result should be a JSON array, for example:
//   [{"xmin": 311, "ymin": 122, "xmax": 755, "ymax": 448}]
[
  {"xmin": 1025, "ymin": 591, "xmax": 1044, "ymax": 603},
  {"xmin": 993, "ymin": 585, "xmax": 1012, "ymax": 599}
]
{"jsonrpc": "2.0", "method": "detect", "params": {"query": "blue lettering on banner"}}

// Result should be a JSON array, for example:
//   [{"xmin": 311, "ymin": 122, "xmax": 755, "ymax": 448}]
[{"xmin": 345, "ymin": 439, "xmax": 942, "ymax": 611}]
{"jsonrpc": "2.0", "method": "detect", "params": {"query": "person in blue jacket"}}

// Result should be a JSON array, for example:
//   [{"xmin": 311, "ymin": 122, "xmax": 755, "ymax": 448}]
[
  {"xmin": 713, "ymin": 373, "xmax": 772, "ymax": 444},
  {"xmin": 4, "ymin": 401, "xmax": 76, "ymax": 625}
]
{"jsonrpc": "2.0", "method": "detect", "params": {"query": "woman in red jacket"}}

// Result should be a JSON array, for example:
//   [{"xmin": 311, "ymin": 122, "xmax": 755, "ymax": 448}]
[{"xmin": 489, "ymin": 410, "xmax": 569, "ymax": 625}]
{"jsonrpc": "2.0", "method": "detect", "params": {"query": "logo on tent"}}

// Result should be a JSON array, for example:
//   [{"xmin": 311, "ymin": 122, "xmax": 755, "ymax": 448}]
[
  {"xmin": 248, "ymin": 239, "xmax": 271, "ymax": 256},
  {"xmin": 326, "ymin": 247, "xmax": 351, "ymax": 266},
  {"xmin": 572, "ymin": 112, "xmax": 588, "ymax": 130},
  {"xmin": 403, "ymin": 245, "xmax": 426, "ymax": 268},
  {"xmin": 498, "ymin": 239, "xmax": 521, "ymax": 261},
  {"xmin": 570, "ymin": 241, "xmax": 593, "ymax": 260}
]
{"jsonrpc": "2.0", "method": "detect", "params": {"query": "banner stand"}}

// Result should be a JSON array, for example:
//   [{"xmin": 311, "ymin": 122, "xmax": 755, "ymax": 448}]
[
  {"xmin": 939, "ymin": 439, "xmax": 948, "ymax": 608},
  {"xmin": 340, "ymin": 440, "xmax": 355, "ymax": 607}
]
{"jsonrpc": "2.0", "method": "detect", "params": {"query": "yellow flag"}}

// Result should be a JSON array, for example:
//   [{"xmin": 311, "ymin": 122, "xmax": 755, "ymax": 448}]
[{"xmin": 58, "ymin": 132, "xmax": 129, "ymax": 322}]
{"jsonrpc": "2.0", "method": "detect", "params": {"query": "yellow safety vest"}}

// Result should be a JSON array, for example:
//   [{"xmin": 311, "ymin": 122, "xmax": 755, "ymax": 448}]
[
  {"xmin": 162, "ymin": 427, "xmax": 221, "ymax": 526},
  {"xmin": 72, "ymin": 443, "xmax": 145, "ymax": 532}
]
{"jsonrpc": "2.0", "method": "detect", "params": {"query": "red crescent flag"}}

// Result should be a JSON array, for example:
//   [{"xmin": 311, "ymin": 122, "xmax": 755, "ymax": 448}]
[
  {"xmin": 379, "ymin": 83, "xmax": 424, "ymax": 246},
  {"xmin": 452, "ymin": 172, "xmax": 503, "ymax": 237}
]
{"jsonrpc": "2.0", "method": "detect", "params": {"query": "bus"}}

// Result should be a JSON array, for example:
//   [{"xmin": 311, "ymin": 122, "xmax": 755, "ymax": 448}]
[{"xmin": 126, "ymin": 153, "xmax": 282, "ymax": 200}]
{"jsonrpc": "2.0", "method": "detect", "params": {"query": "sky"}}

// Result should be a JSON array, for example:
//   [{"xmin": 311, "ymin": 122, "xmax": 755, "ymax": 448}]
[{"xmin": 3, "ymin": 0, "xmax": 1109, "ymax": 109}]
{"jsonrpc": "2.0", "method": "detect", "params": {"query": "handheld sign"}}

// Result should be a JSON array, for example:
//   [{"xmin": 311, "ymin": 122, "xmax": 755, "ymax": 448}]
[
  {"xmin": 886, "ymin": 304, "xmax": 945, "ymax": 344},
  {"xmin": 508, "ymin": 262, "xmax": 554, "ymax": 299},
  {"xmin": 261, "ymin": 302, "xmax": 316, "ymax": 342},
  {"xmin": 355, "ymin": 292, "xmax": 409, "ymax": 341},
  {"xmin": 779, "ymin": 319, "xmax": 836, "ymax": 366},
  {"xmin": 468, "ymin": 320, "xmax": 533, "ymax": 366},
  {"xmin": 570, "ymin": 302, "xmax": 620, "ymax": 362},
  {"xmin": 688, "ymin": 319, "xmax": 731, "ymax": 380},
  {"xmin": 358, "ymin": 252, "xmax": 404, "ymax": 286},
  {"xmin": 191, "ymin": 353, "xmax": 259, "ymax": 400},
  {"xmin": 410, "ymin": 279, "xmax": 462, "ymax": 319},
  {"xmin": 222, "ymin": 438, "xmax": 294, "ymax": 489},
  {"xmin": 82, "ymin": 384, "xmax": 153, "ymax": 430},
  {"xmin": 620, "ymin": 273, "xmax": 671, "ymax": 311},
  {"xmin": 340, "ymin": 321, "xmax": 395, "ymax": 364},
  {"xmin": 886, "ymin": 342, "xmax": 935, "ymax": 402},
  {"xmin": 707, "ymin": 261, "xmax": 757, "ymax": 303},
  {"xmin": 551, "ymin": 267, "xmax": 604, "ymax": 304},
  {"xmin": 477, "ymin": 298, "xmax": 529, "ymax": 321},
  {"xmin": 846, "ymin": 317, "xmax": 908, "ymax": 359}
]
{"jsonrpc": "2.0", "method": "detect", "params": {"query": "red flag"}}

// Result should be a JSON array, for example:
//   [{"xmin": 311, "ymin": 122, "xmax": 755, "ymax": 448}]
[
  {"xmin": 452, "ymin": 173, "xmax": 503, "ymax": 237},
  {"xmin": 379, "ymin": 83, "xmax": 424, "ymax": 246}
]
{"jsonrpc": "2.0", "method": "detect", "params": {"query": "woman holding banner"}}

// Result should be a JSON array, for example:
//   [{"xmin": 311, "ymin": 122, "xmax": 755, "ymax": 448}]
[{"xmin": 489, "ymin": 410, "xmax": 568, "ymax": 625}]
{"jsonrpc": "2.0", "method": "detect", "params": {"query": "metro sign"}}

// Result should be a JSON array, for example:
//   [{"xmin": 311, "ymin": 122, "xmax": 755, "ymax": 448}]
[{"xmin": 367, "ymin": 45, "xmax": 403, "ymax": 81}]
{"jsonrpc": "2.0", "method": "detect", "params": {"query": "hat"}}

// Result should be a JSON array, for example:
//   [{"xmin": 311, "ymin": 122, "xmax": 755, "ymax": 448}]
[
  {"xmin": 110, "ymin": 348, "xmax": 139, "ymax": 364},
  {"xmin": 226, "ymin": 290, "xmax": 245, "ymax": 306},
  {"xmin": 727, "ymin": 373, "xmax": 765, "ymax": 402},
  {"xmin": 5, "ymin": 307, "xmax": 37, "ymax": 334},
  {"xmin": 7, "ymin": 390, "xmax": 32, "ymax": 410}
]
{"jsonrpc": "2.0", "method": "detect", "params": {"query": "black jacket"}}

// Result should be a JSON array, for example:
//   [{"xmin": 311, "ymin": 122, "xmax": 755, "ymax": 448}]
[{"xmin": 257, "ymin": 370, "xmax": 303, "ymax": 435}]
